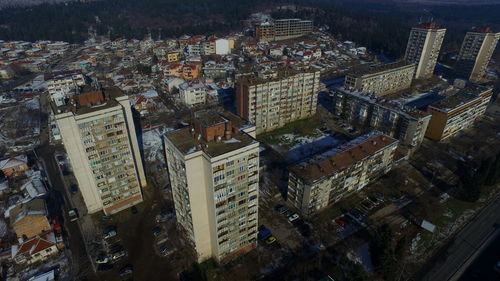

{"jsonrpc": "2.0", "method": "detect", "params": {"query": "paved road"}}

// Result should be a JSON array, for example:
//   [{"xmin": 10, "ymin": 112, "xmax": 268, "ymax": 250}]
[
  {"xmin": 421, "ymin": 197, "xmax": 500, "ymax": 281},
  {"xmin": 457, "ymin": 232, "xmax": 500, "ymax": 281}
]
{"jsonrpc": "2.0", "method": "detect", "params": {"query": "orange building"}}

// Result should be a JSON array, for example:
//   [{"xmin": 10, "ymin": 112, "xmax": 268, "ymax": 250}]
[
  {"xmin": 10, "ymin": 199, "xmax": 52, "ymax": 240},
  {"xmin": 0, "ymin": 155, "xmax": 29, "ymax": 179}
]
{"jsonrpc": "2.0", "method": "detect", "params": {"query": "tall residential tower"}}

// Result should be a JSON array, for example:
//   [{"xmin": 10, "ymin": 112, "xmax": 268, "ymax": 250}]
[
  {"xmin": 164, "ymin": 110, "xmax": 260, "ymax": 263},
  {"xmin": 404, "ymin": 23, "xmax": 446, "ymax": 79},
  {"xmin": 456, "ymin": 27, "xmax": 500, "ymax": 82},
  {"xmin": 55, "ymin": 87, "xmax": 146, "ymax": 215}
]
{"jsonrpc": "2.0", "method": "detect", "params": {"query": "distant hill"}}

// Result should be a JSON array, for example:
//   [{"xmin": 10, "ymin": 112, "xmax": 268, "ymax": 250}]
[{"xmin": 0, "ymin": 0, "xmax": 499, "ymax": 59}]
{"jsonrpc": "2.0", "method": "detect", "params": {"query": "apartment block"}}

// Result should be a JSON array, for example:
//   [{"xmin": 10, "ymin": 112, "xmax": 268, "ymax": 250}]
[
  {"xmin": 236, "ymin": 69, "xmax": 320, "ymax": 134},
  {"xmin": 54, "ymin": 87, "xmax": 146, "ymax": 215},
  {"xmin": 331, "ymin": 88, "xmax": 431, "ymax": 149},
  {"xmin": 45, "ymin": 71, "xmax": 88, "ymax": 106},
  {"xmin": 456, "ymin": 27, "xmax": 500, "ymax": 82},
  {"xmin": 344, "ymin": 61, "xmax": 416, "ymax": 96},
  {"xmin": 425, "ymin": 85, "xmax": 493, "ymax": 140},
  {"xmin": 288, "ymin": 132, "xmax": 398, "ymax": 216},
  {"xmin": 404, "ymin": 23, "xmax": 446, "ymax": 79},
  {"xmin": 256, "ymin": 19, "xmax": 313, "ymax": 42},
  {"xmin": 164, "ymin": 110, "xmax": 259, "ymax": 263}
]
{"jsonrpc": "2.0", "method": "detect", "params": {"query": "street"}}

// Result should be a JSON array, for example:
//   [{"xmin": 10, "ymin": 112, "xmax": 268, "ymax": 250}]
[{"xmin": 421, "ymin": 196, "xmax": 500, "ymax": 281}]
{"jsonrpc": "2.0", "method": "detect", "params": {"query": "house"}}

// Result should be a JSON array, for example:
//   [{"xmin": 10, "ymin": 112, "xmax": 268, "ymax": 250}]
[
  {"xmin": 12, "ymin": 231, "xmax": 58, "ymax": 265},
  {"xmin": 0, "ymin": 155, "xmax": 29, "ymax": 179},
  {"xmin": 179, "ymin": 81, "xmax": 207, "ymax": 106},
  {"xmin": 130, "ymin": 90, "xmax": 158, "ymax": 116},
  {"xmin": 10, "ymin": 199, "xmax": 51, "ymax": 241},
  {"xmin": 20, "ymin": 171, "xmax": 47, "ymax": 199},
  {"xmin": 165, "ymin": 77, "xmax": 185, "ymax": 92}
]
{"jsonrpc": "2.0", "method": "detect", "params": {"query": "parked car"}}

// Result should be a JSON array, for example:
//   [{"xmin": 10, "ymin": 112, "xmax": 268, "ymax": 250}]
[
  {"xmin": 95, "ymin": 256, "xmax": 109, "ymax": 264},
  {"xmin": 97, "ymin": 263, "xmax": 114, "ymax": 272},
  {"xmin": 152, "ymin": 226, "xmax": 161, "ymax": 237},
  {"xmin": 275, "ymin": 205, "xmax": 288, "ymax": 214},
  {"xmin": 335, "ymin": 219, "xmax": 346, "ymax": 228},
  {"xmin": 68, "ymin": 209, "xmax": 79, "ymax": 222},
  {"xmin": 265, "ymin": 236, "xmax": 277, "ymax": 245},
  {"xmin": 258, "ymin": 227, "xmax": 272, "ymax": 241},
  {"xmin": 349, "ymin": 209, "xmax": 364, "ymax": 220},
  {"xmin": 103, "ymin": 226, "xmax": 117, "ymax": 239},
  {"xmin": 119, "ymin": 265, "xmax": 133, "ymax": 276},
  {"xmin": 288, "ymin": 213, "xmax": 300, "ymax": 223},
  {"xmin": 111, "ymin": 250, "xmax": 127, "ymax": 261},
  {"xmin": 70, "ymin": 184, "xmax": 78, "ymax": 194},
  {"xmin": 131, "ymin": 206, "xmax": 138, "ymax": 214},
  {"xmin": 159, "ymin": 246, "xmax": 175, "ymax": 256}
]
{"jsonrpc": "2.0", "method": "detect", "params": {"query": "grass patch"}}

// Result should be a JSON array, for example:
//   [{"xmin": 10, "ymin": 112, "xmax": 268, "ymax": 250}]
[{"xmin": 258, "ymin": 117, "xmax": 323, "ymax": 148}]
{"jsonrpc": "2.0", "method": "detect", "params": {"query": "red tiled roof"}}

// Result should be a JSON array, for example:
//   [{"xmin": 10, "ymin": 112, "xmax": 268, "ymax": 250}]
[{"xmin": 16, "ymin": 237, "xmax": 54, "ymax": 257}]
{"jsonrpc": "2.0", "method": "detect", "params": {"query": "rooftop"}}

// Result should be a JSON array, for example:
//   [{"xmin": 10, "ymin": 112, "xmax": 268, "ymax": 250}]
[
  {"xmin": 347, "ymin": 60, "xmax": 414, "ymax": 77},
  {"xmin": 236, "ymin": 67, "xmax": 318, "ymax": 86},
  {"xmin": 53, "ymin": 87, "xmax": 124, "ymax": 115},
  {"xmin": 430, "ymin": 86, "xmax": 492, "ymax": 112},
  {"xmin": 165, "ymin": 111, "xmax": 257, "ymax": 158},
  {"xmin": 289, "ymin": 132, "xmax": 398, "ymax": 184},
  {"xmin": 334, "ymin": 88, "xmax": 431, "ymax": 120}
]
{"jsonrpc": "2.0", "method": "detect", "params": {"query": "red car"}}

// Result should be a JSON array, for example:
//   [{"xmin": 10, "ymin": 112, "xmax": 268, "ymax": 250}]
[{"xmin": 335, "ymin": 219, "xmax": 346, "ymax": 228}]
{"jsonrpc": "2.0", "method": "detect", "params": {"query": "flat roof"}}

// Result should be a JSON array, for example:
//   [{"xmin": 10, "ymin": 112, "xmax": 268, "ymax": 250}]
[
  {"xmin": 236, "ymin": 67, "xmax": 318, "ymax": 86},
  {"xmin": 429, "ymin": 85, "xmax": 492, "ymax": 112},
  {"xmin": 53, "ymin": 87, "xmax": 123, "ymax": 115},
  {"xmin": 347, "ymin": 60, "xmax": 414, "ymax": 78},
  {"xmin": 165, "ymin": 111, "xmax": 257, "ymax": 158},
  {"xmin": 289, "ymin": 132, "xmax": 398, "ymax": 184}
]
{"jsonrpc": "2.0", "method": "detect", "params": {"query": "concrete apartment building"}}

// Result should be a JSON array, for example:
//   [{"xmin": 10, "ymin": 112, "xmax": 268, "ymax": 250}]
[
  {"xmin": 256, "ymin": 19, "xmax": 313, "ymax": 42},
  {"xmin": 425, "ymin": 86, "xmax": 493, "ymax": 141},
  {"xmin": 344, "ymin": 61, "xmax": 416, "ymax": 96},
  {"xmin": 179, "ymin": 81, "xmax": 207, "ymax": 106},
  {"xmin": 331, "ymin": 88, "xmax": 431, "ymax": 149},
  {"xmin": 288, "ymin": 132, "xmax": 398, "ymax": 216},
  {"xmin": 45, "ymin": 71, "xmax": 88, "ymax": 107},
  {"xmin": 54, "ymin": 87, "xmax": 146, "ymax": 215},
  {"xmin": 404, "ymin": 23, "xmax": 446, "ymax": 79},
  {"xmin": 236, "ymin": 69, "xmax": 320, "ymax": 134},
  {"xmin": 456, "ymin": 27, "xmax": 500, "ymax": 82},
  {"xmin": 164, "ymin": 110, "xmax": 260, "ymax": 263}
]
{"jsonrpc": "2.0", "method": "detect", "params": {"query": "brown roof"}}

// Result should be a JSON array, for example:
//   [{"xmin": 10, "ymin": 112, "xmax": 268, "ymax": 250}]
[
  {"xmin": 75, "ymin": 90, "xmax": 106, "ymax": 107},
  {"xmin": 289, "ymin": 133, "xmax": 398, "ymax": 184},
  {"xmin": 16, "ymin": 235, "xmax": 55, "ymax": 257}
]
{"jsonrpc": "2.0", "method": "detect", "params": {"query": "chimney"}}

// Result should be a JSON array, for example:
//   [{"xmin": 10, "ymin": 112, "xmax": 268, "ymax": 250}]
[{"xmin": 224, "ymin": 121, "xmax": 232, "ymax": 140}]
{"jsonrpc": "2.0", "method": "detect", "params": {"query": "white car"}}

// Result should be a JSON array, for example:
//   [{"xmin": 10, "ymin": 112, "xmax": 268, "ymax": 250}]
[
  {"xmin": 95, "ymin": 256, "xmax": 109, "ymax": 264},
  {"xmin": 288, "ymin": 213, "xmax": 299, "ymax": 222},
  {"xmin": 103, "ymin": 230, "xmax": 117, "ymax": 239}
]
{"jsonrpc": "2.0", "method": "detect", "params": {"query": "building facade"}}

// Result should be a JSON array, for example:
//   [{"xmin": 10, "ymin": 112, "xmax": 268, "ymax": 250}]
[
  {"xmin": 344, "ymin": 61, "xmax": 416, "ymax": 96},
  {"xmin": 288, "ymin": 132, "xmax": 398, "ymax": 216},
  {"xmin": 256, "ymin": 19, "xmax": 313, "ymax": 42},
  {"xmin": 331, "ymin": 88, "xmax": 431, "ymax": 149},
  {"xmin": 404, "ymin": 23, "xmax": 446, "ymax": 79},
  {"xmin": 164, "ymin": 111, "xmax": 259, "ymax": 263},
  {"xmin": 425, "ymin": 86, "xmax": 493, "ymax": 140},
  {"xmin": 236, "ymin": 69, "xmax": 320, "ymax": 134},
  {"xmin": 55, "ymin": 88, "xmax": 146, "ymax": 215},
  {"xmin": 45, "ymin": 71, "xmax": 88, "ymax": 106},
  {"xmin": 456, "ymin": 27, "xmax": 500, "ymax": 82}
]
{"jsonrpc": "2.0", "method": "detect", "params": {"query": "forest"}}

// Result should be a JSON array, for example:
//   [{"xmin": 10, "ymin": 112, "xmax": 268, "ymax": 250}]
[{"xmin": 0, "ymin": 0, "xmax": 499, "ymax": 59}]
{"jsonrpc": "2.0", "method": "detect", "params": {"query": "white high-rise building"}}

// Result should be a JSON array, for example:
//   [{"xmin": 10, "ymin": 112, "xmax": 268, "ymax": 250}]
[
  {"xmin": 456, "ymin": 27, "xmax": 500, "ymax": 82},
  {"xmin": 164, "ymin": 110, "xmax": 260, "ymax": 263},
  {"xmin": 55, "ymin": 87, "xmax": 146, "ymax": 215},
  {"xmin": 404, "ymin": 23, "xmax": 446, "ymax": 79}
]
